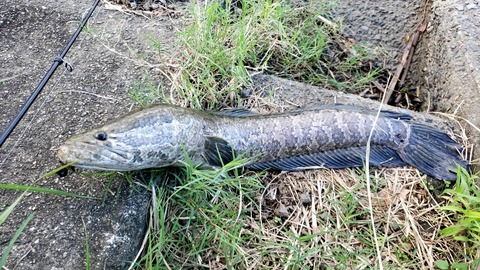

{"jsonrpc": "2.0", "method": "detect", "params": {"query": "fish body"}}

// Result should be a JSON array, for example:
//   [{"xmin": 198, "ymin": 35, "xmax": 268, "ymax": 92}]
[{"xmin": 57, "ymin": 104, "xmax": 468, "ymax": 180}]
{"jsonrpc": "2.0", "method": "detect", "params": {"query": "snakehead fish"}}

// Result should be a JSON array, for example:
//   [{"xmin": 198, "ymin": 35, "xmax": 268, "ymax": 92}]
[{"xmin": 56, "ymin": 104, "xmax": 468, "ymax": 180}]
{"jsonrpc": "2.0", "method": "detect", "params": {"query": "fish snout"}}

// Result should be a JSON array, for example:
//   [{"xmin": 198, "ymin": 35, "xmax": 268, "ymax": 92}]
[
  {"xmin": 56, "ymin": 144, "xmax": 72, "ymax": 164},
  {"xmin": 55, "ymin": 144, "xmax": 78, "ymax": 177}
]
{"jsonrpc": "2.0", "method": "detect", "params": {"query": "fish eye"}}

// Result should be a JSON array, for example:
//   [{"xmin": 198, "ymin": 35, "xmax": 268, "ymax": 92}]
[{"xmin": 95, "ymin": 131, "xmax": 108, "ymax": 141}]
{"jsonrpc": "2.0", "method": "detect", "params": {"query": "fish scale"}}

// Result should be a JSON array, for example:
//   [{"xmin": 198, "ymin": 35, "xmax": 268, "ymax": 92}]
[{"xmin": 56, "ymin": 103, "xmax": 469, "ymax": 180}]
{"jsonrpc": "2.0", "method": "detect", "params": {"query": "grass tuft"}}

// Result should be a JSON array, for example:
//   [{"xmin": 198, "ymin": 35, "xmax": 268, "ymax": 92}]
[
  {"xmin": 439, "ymin": 167, "xmax": 480, "ymax": 267},
  {"xmin": 134, "ymin": 156, "xmax": 263, "ymax": 269},
  {"xmin": 164, "ymin": 0, "xmax": 381, "ymax": 109},
  {"xmin": 128, "ymin": 77, "xmax": 167, "ymax": 107}
]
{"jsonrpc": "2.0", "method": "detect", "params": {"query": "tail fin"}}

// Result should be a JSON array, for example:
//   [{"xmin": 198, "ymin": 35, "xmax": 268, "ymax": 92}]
[{"xmin": 398, "ymin": 123, "xmax": 469, "ymax": 180}]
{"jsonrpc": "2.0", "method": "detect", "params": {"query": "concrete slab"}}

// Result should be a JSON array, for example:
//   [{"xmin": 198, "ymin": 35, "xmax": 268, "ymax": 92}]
[{"xmin": 422, "ymin": 0, "xmax": 480, "ymax": 160}]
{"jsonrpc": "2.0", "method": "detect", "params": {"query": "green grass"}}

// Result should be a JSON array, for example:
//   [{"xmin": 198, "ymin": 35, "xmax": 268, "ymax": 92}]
[
  {"xmin": 0, "ymin": 183, "xmax": 99, "ymax": 200},
  {"xmin": 128, "ymin": 76, "xmax": 167, "ymax": 107},
  {"xmin": 130, "ymin": 160, "xmax": 480, "ymax": 269},
  {"xmin": 439, "ymin": 167, "xmax": 480, "ymax": 268},
  {"xmin": 164, "ymin": 0, "xmax": 380, "ymax": 109},
  {"xmin": 0, "ymin": 164, "xmax": 100, "ymax": 200},
  {"xmin": 0, "ymin": 193, "xmax": 35, "ymax": 269},
  {"xmin": 0, "ymin": 166, "xmax": 100, "ymax": 268},
  {"xmin": 133, "ymin": 156, "xmax": 263, "ymax": 269},
  {"xmin": 82, "ymin": 217, "xmax": 91, "ymax": 270},
  {"xmin": 133, "ymin": 164, "xmax": 438, "ymax": 269}
]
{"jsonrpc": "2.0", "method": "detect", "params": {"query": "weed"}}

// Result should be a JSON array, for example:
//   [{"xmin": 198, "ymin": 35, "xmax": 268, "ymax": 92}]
[
  {"xmin": 134, "ymin": 155, "xmax": 263, "ymax": 268},
  {"xmin": 82, "ymin": 217, "xmax": 91, "ymax": 270},
  {"xmin": 0, "ymin": 183, "xmax": 98, "ymax": 200},
  {"xmin": 0, "ymin": 193, "xmax": 35, "ymax": 268},
  {"xmin": 167, "ymin": 0, "xmax": 380, "ymax": 109},
  {"xmin": 0, "ymin": 167, "xmax": 99, "ymax": 267},
  {"xmin": 440, "ymin": 167, "xmax": 480, "ymax": 267},
  {"xmin": 435, "ymin": 260, "xmax": 469, "ymax": 270},
  {"xmin": 147, "ymin": 33, "xmax": 165, "ymax": 55}
]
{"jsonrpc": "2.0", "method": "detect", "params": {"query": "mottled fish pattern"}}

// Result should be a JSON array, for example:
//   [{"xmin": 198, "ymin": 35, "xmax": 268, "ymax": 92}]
[{"xmin": 57, "ymin": 104, "xmax": 468, "ymax": 180}]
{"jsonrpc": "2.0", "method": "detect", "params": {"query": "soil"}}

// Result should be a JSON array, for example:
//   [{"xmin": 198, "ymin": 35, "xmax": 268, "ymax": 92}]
[{"xmin": 0, "ymin": 0, "xmax": 478, "ymax": 269}]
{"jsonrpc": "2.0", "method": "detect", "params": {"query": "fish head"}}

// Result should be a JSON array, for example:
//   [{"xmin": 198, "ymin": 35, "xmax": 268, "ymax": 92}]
[
  {"xmin": 56, "ymin": 106, "xmax": 203, "ymax": 171},
  {"xmin": 57, "ymin": 128, "xmax": 140, "ymax": 171}
]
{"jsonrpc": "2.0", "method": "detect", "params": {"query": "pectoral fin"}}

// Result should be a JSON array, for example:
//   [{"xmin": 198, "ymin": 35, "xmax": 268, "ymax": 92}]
[{"xmin": 204, "ymin": 136, "xmax": 236, "ymax": 166}]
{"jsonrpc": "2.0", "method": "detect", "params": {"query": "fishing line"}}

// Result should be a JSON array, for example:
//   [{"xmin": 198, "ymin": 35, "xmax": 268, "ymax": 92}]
[
  {"xmin": 0, "ymin": 0, "xmax": 100, "ymax": 149},
  {"xmin": 0, "ymin": 0, "xmax": 101, "ymax": 166}
]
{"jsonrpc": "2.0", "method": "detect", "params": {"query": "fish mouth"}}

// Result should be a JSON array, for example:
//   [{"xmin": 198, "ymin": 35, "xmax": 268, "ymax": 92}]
[
  {"xmin": 56, "ymin": 144, "xmax": 74, "ymax": 165},
  {"xmin": 64, "ymin": 164, "xmax": 123, "ymax": 171},
  {"xmin": 56, "ymin": 142, "xmax": 133, "ymax": 171}
]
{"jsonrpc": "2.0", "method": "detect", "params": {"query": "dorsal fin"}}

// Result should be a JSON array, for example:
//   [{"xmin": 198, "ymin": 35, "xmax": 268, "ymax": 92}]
[
  {"xmin": 378, "ymin": 110, "xmax": 412, "ymax": 120},
  {"xmin": 211, "ymin": 108, "xmax": 257, "ymax": 117},
  {"xmin": 298, "ymin": 103, "xmax": 413, "ymax": 120}
]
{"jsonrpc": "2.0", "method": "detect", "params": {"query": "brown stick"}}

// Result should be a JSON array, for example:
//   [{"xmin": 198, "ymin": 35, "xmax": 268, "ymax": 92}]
[
  {"xmin": 383, "ymin": 33, "xmax": 416, "ymax": 104},
  {"xmin": 383, "ymin": 21, "xmax": 427, "ymax": 104},
  {"xmin": 400, "ymin": 31, "xmax": 420, "ymax": 84}
]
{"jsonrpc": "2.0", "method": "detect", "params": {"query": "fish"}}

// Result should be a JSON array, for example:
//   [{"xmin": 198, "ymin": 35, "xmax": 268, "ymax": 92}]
[{"xmin": 56, "ymin": 103, "xmax": 469, "ymax": 180}]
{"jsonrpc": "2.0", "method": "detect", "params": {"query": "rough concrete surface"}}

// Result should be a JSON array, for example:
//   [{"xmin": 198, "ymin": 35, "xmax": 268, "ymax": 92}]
[
  {"xmin": 0, "ymin": 0, "xmax": 175, "ymax": 268},
  {"xmin": 0, "ymin": 0, "xmax": 478, "ymax": 269},
  {"xmin": 337, "ymin": 0, "xmax": 425, "ymax": 69},
  {"xmin": 422, "ymin": 0, "xmax": 480, "ymax": 156}
]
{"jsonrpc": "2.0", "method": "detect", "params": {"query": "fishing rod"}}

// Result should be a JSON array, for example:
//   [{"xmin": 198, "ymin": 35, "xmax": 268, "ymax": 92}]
[{"xmin": 0, "ymin": 0, "xmax": 100, "ymax": 148}]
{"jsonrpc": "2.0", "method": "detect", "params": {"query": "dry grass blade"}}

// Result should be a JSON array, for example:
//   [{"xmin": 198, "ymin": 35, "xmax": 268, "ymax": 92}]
[{"xmin": 365, "ymin": 84, "xmax": 389, "ymax": 269}]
